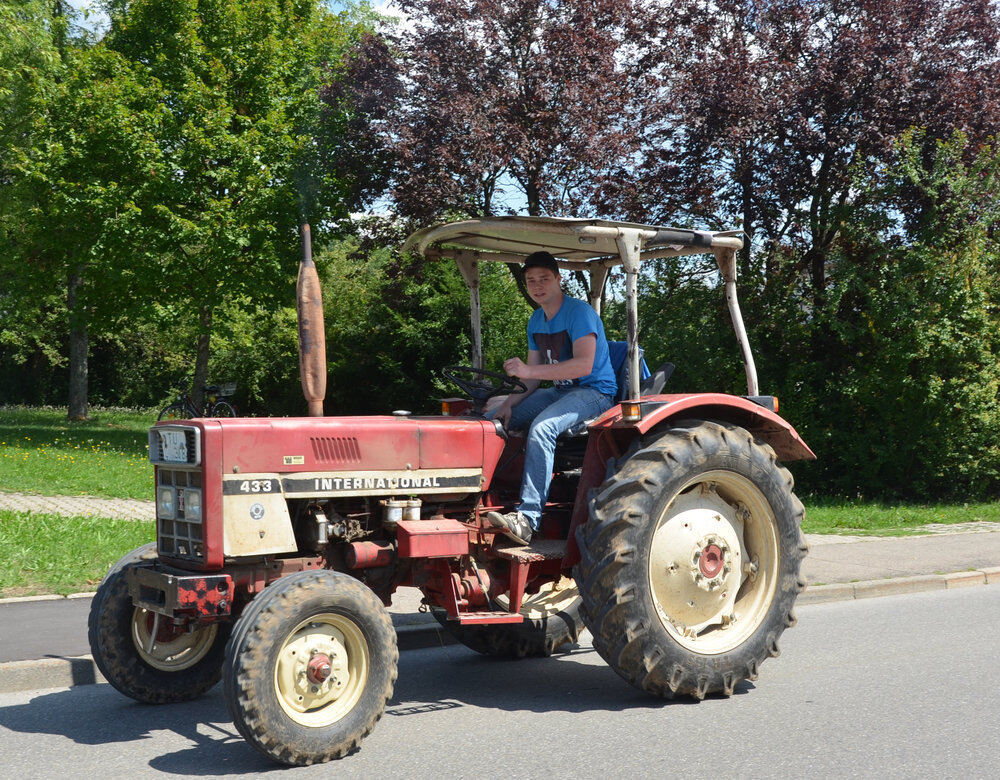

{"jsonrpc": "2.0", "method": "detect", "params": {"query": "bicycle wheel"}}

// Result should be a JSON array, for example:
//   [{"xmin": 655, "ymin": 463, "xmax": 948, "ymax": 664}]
[
  {"xmin": 158, "ymin": 403, "xmax": 191, "ymax": 421},
  {"xmin": 211, "ymin": 401, "xmax": 237, "ymax": 418}
]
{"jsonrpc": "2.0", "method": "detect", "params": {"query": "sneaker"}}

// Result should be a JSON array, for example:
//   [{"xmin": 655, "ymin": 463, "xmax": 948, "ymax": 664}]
[{"xmin": 485, "ymin": 511, "xmax": 533, "ymax": 546}]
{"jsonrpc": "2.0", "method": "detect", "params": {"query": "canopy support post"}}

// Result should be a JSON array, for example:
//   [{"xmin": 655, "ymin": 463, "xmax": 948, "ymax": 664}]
[
  {"xmin": 615, "ymin": 233, "xmax": 642, "ymax": 401},
  {"xmin": 455, "ymin": 253, "xmax": 482, "ymax": 369},
  {"xmin": 715, "ymin": 248, "xmax": 759, "ymax": 396}
]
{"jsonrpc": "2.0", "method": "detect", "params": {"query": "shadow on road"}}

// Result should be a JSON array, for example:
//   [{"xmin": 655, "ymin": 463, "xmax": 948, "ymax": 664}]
[{"xmin": 0, "ymin": 643, "xmax": 753, "ymax": 774}]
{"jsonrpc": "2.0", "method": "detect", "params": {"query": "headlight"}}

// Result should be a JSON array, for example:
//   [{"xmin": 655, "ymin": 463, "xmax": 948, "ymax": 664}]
[
  {"xmin": 157, "ymin": 486, "xmax": 176, "ymax": 519},
  {"xmin": 184, "ymin": 488, "xmax": 202, "ymax": 522}
]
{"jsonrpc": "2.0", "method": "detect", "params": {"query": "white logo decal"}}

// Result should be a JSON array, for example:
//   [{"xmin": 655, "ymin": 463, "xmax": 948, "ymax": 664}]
[{"xmin": 249, "ymin": 502, "xmax": 266, "ymax": 521}]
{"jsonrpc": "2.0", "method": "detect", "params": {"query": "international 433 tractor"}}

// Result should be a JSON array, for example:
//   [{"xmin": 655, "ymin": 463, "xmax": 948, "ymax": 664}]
[{"xmin": 89, "ymin": 217, "xmax": 814, "ymax": 765}]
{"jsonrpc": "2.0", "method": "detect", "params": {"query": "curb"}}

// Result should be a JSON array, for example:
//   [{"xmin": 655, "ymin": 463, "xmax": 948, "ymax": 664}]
[
  {"xmin": 4, "ymin": 569, "xmax": 1000, "ymax": 696},
  {"xmin": 0, "ymin": 620, "xmax": 455, "ymax": 696},
  {"xmin": 797, "ymin": 566, "xmax": 1000, "ymax": 605}
]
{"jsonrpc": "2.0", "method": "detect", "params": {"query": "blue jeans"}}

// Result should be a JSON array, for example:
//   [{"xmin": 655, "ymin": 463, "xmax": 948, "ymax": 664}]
[{"xmin": 492, "ymin": 386, "xmax": 613, "ymax": 530}]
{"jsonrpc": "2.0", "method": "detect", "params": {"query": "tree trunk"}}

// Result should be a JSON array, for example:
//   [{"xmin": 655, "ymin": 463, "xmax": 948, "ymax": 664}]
[
  {"xmin": 67, "ymin": 269, "xmax": 89, "ymax": 420},
  {"xmin": 191, "ymin": 305, "xmax": 212, "ymax": 413}
]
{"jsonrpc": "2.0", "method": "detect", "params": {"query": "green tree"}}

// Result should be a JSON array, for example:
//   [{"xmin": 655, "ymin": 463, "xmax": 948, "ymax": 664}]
[
  {"xmin": 97, "ymin": 0, "xmax": 362, "ymax": 408},
  {"xmin": 0, "ymin": 2, "xmax": 149, "ymax": 419},
  {"xmin": 792, "ymin": 131, "xmax": 1000, "ymax": 498}
]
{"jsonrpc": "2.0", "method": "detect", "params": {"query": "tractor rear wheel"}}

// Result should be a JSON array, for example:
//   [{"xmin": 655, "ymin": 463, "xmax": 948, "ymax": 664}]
[
  {"xmin": 223, "ymin": 570, "xmax": 397, "ymax": 766},
  {"xmin": 433, "ymin": 575, "xmax": 583, "ymax": 658},
  {"xmin": 88, "ymin": 544, "xmax": 231, "ymax": 703},
  {"xmin": 574, "ymin": 420, "xmax": 807, "ymax": 699}
]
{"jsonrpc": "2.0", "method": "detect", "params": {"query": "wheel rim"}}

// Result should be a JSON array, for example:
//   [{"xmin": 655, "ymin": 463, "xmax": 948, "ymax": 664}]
[
  {"xmin": 274, "ymin": 613, "xmax": 370, "ymax": 727},
  {"xmin": 496, "ymin": 575, "xmax": 580, "ymax": 620},
  {"xmin": 647, "ymin": 470, "xmax": 779, "ymax": 655},
  {"xmin": 131, "ymin": 608, "xmax": 218, "ymax": 671}
]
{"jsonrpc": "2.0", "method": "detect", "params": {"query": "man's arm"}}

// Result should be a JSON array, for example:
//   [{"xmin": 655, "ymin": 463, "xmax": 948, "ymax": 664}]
[
  {"xmin": 504, "ymin": 334, "xmax": 596, "ymax": 382},
  {"xmin": 492, "ymin": 350, "xmax": 542, "ymax": 425}
]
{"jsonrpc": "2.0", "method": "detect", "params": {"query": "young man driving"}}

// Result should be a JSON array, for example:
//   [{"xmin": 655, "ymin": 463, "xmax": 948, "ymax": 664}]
[{"xmin": 486, "ymin": 251, "xmax": 618, "ymax": 545}]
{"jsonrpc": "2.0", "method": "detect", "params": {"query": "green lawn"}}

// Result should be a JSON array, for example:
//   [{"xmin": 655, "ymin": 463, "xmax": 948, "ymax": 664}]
[
  {"xmin": 0, "ymin": 405, "xmax": 156, "ymax": 500},
  {"xmin": 800, "ymin": 499, "xmax": 1000, "ymax": 535},
  {"xmin": 0, "ymin": 510, "xmax": 155, "ymax": 597}
]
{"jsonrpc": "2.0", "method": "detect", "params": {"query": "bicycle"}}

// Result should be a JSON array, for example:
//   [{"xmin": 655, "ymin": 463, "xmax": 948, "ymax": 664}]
[{"xmin": 158, "ymin": 382, "xmax": 238, "ymax": 420}]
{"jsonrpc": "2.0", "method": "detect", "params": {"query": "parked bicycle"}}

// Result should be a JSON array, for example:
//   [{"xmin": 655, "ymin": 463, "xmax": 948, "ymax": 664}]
[{"xmin": 158, "ymin": 382, "xmax": 238, "ymax": 420}]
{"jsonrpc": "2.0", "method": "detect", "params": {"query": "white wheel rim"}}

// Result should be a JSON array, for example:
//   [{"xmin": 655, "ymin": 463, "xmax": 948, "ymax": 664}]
[
  {"xmin": 131, "ymin": 608, "xmax": 218, "ymax": 671},
  {"xmin": 647, "ymin": 471, "xmax": 779, "ymax": 654},
  {"xmin": 274, "ymin": 613, "xmax": 370, "ymax": 728}
]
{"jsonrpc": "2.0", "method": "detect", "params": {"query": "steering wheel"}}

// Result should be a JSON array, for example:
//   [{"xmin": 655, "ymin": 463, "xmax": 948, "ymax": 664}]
[{"xmin": 442, "ymin": 366, "xmax": 527, "ymax": 411}]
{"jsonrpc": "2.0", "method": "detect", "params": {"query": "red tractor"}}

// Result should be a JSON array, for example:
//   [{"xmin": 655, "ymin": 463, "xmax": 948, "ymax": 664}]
[{"xmin": 89, "ymin": 217, "xmax": 814, "ymax": 766}]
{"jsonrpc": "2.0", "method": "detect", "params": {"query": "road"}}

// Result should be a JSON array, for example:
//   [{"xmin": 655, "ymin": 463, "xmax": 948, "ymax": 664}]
[{"xmin": 2, "ymin": 587, "xmax": 999, "ymax": 778}]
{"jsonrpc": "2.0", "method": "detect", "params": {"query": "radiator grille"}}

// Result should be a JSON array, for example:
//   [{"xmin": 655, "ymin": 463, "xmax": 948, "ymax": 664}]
[
  {"xmin": 157, "ymin": 468, "xmax": 204, "ymax": 562},
  {"xmin": 310, "ymin": 436, "xmax": 361, "ymax": 463}
]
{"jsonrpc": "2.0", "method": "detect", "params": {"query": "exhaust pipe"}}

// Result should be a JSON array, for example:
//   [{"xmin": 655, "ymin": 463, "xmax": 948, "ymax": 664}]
[{"xmin": 297, "ymin": 223, "xmax": 327, "ymax": 416}]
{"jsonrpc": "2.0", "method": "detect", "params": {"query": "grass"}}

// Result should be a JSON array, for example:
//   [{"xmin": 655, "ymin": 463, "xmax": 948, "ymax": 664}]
[
  {"xmin": 0, "ymin": 405, "xmax": 156, "ymax": 500},
  {"xmin": 0, "ymin": 510, "xmax": 155, "ymax": 597},
  {"xmin": 800, "ymin": 499, "xmax": 1000, "ymax": 535}
]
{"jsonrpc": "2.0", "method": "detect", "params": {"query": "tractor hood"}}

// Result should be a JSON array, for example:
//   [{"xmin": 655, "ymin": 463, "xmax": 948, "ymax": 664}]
[{"xmin": 162, "ymin": 416, "xmax": 507, "ymax": 496}]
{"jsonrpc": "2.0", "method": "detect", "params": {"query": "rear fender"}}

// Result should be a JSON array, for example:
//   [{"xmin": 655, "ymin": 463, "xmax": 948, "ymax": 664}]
[
  {"xmin": 563, "ymin": 393, "xmax": 813, "ymax": 570},
  {"xmin": 594, "ymin": 393, "xmax": 814, "ymax": 462}
]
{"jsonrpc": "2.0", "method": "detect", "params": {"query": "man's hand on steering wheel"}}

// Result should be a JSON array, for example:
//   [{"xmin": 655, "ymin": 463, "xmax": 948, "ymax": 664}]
[{"xmin": 442, "ymin": 366, "xmax": 527, "ymax": 412}]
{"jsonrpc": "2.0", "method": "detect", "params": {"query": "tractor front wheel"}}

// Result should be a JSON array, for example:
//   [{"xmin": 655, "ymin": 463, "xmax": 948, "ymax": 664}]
[
  {"xmin": 88, "ymin": 544, "xmax": 230, "ymax": 703},
  {"xmin": 575, "ymin": 420, "xmax": 807, "ymax": 699},
  {"xmin": 223, "ymin": 570, "xmax": 397, "ymax": 766}
]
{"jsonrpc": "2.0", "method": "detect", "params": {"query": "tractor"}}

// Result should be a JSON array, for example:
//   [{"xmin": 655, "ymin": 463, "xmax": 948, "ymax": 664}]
[{"xmin": 88, "ymin": 217, "xmax": 814, "ymax": 766}]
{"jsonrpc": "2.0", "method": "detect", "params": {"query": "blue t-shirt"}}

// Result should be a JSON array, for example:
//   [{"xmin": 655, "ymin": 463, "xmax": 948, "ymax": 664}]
[{"xmin": 527, "ymin": 296, "xmax": 618, "ymax": 396}]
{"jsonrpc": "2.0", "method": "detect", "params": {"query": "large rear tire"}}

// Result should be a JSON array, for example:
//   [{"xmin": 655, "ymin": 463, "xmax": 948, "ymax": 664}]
[
  {"xmin": 433, "ymin": 575, "xmax": 584, "ymax": 658},
  {"xmin": 223, "ymin": 570, "xmax": 398, "ymax": 766},
  {"xmin": 88, "ymin": 544, "xmax": 231, "ymax": 703},
  {"xmin": 574, "ymin": 420, "xmax": 807, "ymax": 699}
]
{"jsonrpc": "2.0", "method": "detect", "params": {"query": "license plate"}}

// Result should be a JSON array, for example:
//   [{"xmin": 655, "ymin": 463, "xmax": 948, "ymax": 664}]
[{"xmin": 159, "ymin": 430, "xmax": 189, "ymax": 462}]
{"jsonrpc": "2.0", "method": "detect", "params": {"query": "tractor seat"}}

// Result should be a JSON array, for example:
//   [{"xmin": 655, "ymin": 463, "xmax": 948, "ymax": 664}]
[{"xmin": 557, "ymin": 343, "xmax": 674, "ymax": 438}]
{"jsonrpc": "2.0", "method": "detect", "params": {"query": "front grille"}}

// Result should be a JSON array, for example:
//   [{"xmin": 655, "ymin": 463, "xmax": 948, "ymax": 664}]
[
  {"xmin": 157, "ymin": 468, "xmax": 204, "ymax": 561},
  {"xmin": 310, "ymin": 436, "xmax": 361, "ymax": 463}
]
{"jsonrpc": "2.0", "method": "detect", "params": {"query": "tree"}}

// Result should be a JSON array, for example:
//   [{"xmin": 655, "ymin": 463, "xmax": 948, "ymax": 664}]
[
  {"xmin": 101, "ymin": 0, "xmax": 366, "ymax": 406},
  {"xmin": 0, "ymin": 1, "xmax": 143, "ymax": 419},
  {"xmin": 361, "ymin": 0, "xmax": 655, "ymax": 220},
  {"xmin": 804, "ymin": 131, "xmax": 1000, "ymax": 498},
  {"xmin": 621, "ymin": 0, "xmax": 1000, "ymax": 296}
]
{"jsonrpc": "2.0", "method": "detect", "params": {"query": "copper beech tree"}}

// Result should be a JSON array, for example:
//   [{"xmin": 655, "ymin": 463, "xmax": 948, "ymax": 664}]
[{"xmin": 340, "ymin": 0, "xmax": 657, "ymax": 221}]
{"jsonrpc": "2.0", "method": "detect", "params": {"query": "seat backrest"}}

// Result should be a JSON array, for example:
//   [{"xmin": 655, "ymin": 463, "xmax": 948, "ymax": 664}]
[{"xmin": 607, "ymin": 341, "xmax": 651, "ymax": 403}]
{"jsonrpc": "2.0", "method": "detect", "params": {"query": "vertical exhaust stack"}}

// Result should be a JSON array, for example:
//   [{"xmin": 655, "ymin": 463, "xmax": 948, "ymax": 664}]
[{"xmin": 297, "ymin": 223, "xmax": 327, "ymax": 416}]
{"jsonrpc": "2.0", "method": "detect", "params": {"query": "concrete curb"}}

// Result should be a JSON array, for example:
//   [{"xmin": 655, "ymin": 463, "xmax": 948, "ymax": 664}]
[
  {"xmin": 797, "ymin": 566, "xmax": 1000, "ymax": 605},
  {"xmin": 0, "ymin": 620, "xmax": 455, "ymax": 695},
  {"xmin": 4, "ymin": 569, "xmax": 1000, "ymax": 696}
]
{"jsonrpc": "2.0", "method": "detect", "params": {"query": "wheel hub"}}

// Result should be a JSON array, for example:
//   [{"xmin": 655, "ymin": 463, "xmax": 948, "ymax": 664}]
[
  {"xmin": 648, "ymin": 488, "xmax": 745, "ymax": 632},
  {"xmin": 306, "ymin": 654, "xmax": 333, "ymax": 684},
  {"xmin": 276, "ymin": 623, "xmax": 351, "ymax": 714},
  {"xmin": 693, "ymin": 536, "xmax": 731, "ymax": 589}
]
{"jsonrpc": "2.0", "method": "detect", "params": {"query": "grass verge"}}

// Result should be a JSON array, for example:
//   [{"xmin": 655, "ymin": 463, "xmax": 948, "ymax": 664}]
[
  {"xmin": 0, "ymin": 405, "xmax": 156, "ymax": 500},
  {"xmin": 800, "ymin": 500, "xmax": 1000, "ymax": 535},
  {"xmin": 0, "ymin": 510, "xmax": 155, "ymax": 597}
]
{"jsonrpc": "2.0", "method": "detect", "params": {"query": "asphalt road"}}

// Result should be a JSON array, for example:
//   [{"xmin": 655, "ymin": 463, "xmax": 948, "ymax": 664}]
[{"xmin": 2, "ymin": 587, "xmax": 999, "ymax": 778}]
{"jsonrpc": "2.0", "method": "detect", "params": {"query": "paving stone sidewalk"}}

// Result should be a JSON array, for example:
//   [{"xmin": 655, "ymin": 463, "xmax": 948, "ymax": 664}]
[{"xmin": 0, "ymin": 491, "xmax": 154, "ymax": 521}]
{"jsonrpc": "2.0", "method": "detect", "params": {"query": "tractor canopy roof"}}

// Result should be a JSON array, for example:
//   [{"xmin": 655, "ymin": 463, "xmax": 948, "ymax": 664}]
[
  {"xmin": 402, "ymin": 216, "xmax": 757, "ymax": 399},
  {"xmin": 404, "ymin": 216, "xmax": 743, "ymax": 268}
]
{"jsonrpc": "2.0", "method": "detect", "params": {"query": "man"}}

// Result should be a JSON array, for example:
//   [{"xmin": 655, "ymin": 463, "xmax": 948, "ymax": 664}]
[{"xmin": 486, "ymin": 250, "xmax": 618, "ymax": 545}]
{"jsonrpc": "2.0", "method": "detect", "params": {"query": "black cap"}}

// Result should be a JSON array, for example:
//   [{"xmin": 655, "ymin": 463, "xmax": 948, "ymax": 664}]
[{"xmin": 523, "ymin": 251, "xmax": 560, "ymax": 275}]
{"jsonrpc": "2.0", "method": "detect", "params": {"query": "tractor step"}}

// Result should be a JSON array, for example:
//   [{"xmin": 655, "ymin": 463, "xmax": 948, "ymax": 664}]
[
  {"xmin": 495, "ymin": 538, "xmax": 567, "ymax": 563},
  {"xmin": 454, "ymin": 611, "xmax": 525, "ymax": 625}
]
